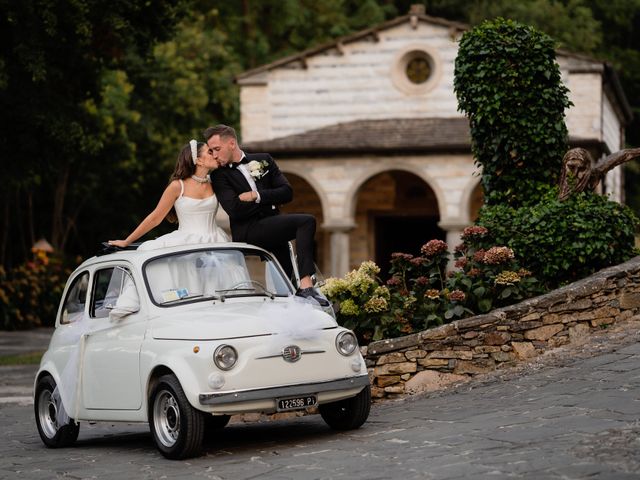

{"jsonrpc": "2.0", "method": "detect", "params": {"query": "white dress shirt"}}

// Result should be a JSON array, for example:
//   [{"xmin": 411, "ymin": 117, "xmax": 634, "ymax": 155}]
[{"xmin": 236, "ymin": 151, "xmax": 261, "ymax": 203}]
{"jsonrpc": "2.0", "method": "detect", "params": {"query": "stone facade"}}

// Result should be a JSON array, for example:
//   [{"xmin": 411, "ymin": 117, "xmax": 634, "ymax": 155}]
[{"xmin": 363, "ymin": 256, "xmax": 640, "ymax": 401}]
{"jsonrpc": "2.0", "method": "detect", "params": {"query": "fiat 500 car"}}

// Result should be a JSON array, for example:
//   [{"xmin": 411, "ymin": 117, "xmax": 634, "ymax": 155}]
[{"xmin": 34, "ymin": 243, "xmax": 371, "ymax": 459}]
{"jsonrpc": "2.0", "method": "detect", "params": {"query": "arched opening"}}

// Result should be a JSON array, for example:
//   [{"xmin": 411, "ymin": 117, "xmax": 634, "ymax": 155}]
[
  {"xmin": 351, "ymin": 170, "xmax": 444, "ymax": 278},
  {"xmin": 279, "ymin": 173, "xmax": 328, "ymax": 275},
  {"xmin": 469, "ymin": 182, "xmax": 484, "ymax": 222}
]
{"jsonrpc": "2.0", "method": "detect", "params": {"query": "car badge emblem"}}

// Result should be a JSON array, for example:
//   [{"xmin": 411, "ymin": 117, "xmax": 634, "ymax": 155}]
[{"xmin": 282, "ymin": 345, "xmax": 301, "ymax": 362}]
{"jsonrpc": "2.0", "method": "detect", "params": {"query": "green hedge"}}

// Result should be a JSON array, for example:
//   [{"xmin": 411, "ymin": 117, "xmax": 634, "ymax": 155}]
[{"xmin": 476, "ymin": 188, "xmax": 640, "ymax": 288}]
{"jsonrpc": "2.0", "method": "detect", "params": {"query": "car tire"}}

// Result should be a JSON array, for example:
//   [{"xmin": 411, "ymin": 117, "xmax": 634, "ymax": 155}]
[
  {"xmin": 319, "ymin": 385, "xmax": 371, "ymax": 431},
  {"xmin": 149, "ymin": 374, "xmax": 205, "ymax": 459},
  {"xmin": 34, "ymin": 375, "xmax": 80, "ymax": 448}
]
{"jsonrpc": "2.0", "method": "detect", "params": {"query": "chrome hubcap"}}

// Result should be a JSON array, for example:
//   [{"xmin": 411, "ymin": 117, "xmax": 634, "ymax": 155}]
[
  {"xmin": 38, "ymin": 389, "xmax": 60, "ymax": 439},
  {"xmin": 153, "ymin": 389, "xmax": 181, "ymax": 447}
]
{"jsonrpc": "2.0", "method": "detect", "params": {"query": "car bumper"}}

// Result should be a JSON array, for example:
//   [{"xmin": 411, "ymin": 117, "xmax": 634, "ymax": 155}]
[{"xmin": 199, "ymin": 375, "xmax": 370, "ymax": 406}]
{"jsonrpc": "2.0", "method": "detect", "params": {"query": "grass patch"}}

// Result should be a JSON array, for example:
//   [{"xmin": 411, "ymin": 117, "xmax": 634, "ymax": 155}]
[{"xmin": 0, "ymin": 351, "xmax": 44, "ymax": 366}]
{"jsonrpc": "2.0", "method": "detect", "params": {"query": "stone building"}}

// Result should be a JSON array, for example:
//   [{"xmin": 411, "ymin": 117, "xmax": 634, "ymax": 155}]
[{"xmin": 230, "ymin": 6, "xmax": 632, "ymax": 278}]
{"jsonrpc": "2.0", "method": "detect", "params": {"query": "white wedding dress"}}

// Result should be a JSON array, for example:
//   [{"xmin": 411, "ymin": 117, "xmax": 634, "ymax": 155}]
[{"xmin": 138, "ymin": 179, "xmax": 230, "ymax": 251}]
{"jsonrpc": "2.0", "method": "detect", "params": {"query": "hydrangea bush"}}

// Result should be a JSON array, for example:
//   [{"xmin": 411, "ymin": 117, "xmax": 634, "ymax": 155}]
[
  {"xmin": 0, "ymin": 249, "xmax": 74, "ymax": 330},
  {"xmin": 321, "ymin": 227, "xmax": 542, "ymax": 344},
  {"xmin": 449, "ymin": 227, "xmax": 542, "ymax": 313},
  {"xmin": 320, "ymin": 261, "xmax": 396, "ymax": 343}
]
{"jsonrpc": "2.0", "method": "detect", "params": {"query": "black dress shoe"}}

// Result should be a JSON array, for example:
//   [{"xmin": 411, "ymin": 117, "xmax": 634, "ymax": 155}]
[{"xmin": 295, "ymin": 287, "xmax": 330, "ymax": 306}]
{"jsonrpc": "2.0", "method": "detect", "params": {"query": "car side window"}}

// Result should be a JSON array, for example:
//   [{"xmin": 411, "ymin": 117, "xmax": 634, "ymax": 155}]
[
  {"xmin": 60, "ymin": 272, "xmax": 90, "ymax": 324},
  {"xmin": 91, "ymin": 267, "xmax": 135, "ymax": 318}
]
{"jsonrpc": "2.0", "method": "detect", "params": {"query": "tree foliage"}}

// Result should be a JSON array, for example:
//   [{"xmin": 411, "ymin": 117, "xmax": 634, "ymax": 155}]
[
  {"xmin": 468, "ymin": 0, "xmax": 603, "ymax": 52},
  {"xmin": 454, "ymin": 18, "xmax": 572, "ymax": 207},
  {"xmin": 0, "ymin": 0, "xmax": 186, "ymax": 265},
  {"xmin": 1, "ymin": 0, "xmax": 640, "ymax": 272}
]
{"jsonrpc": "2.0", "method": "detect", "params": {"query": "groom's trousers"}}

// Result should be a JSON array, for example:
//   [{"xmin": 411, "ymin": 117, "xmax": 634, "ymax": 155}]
[{"xmin": 244, "ymin": 213, "xmax": 316, "ymax": 281}]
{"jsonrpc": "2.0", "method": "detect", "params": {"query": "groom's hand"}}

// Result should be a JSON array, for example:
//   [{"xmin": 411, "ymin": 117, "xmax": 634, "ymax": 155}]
[{"xmin": 239, "ymin": 191, "xmax": 257, "ymax": 202}]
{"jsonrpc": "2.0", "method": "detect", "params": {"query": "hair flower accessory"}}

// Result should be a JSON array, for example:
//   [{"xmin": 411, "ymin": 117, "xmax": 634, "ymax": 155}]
[
  {"xmin": 247, "ymin": 160, "xmax": 269, "ymax": 179},
  {"xmin": 189, "ymin": 139, "xmax": 198, "ymax": 164}
]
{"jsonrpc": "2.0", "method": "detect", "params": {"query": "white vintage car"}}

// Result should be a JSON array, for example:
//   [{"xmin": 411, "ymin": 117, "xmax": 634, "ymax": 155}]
[{"xmin": 34, "ymin": 243, "xmax": 371, "ymax": 459}]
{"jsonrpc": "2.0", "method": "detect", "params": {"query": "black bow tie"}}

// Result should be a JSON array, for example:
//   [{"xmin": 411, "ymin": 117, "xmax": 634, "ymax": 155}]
[{"xmin": 229, "ymin": 156, "xmax": 249, "ymax": 169}]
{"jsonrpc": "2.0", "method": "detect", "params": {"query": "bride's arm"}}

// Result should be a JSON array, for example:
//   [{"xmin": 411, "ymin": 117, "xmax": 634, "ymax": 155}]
[{"xmin": 109, "ymin": 181, "xmax": 181, "ymax": 247}]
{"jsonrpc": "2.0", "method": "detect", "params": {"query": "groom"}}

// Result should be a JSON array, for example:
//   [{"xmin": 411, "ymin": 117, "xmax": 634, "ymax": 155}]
[{"xmin": 205, "ymin": 124, "xmax": 328, "ymax": 306}]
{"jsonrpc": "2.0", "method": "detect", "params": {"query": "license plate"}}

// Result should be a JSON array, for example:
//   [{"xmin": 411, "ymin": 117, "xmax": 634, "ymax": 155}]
[{"xmin": 276, "ymin": 395, "xmax": 317, "ymax": 412}]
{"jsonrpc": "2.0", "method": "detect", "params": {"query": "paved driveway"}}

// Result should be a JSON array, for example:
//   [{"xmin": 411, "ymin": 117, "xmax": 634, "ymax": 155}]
[{"xmin": 1, "ymin": 325, "xmax": 639, "ymax": 479}]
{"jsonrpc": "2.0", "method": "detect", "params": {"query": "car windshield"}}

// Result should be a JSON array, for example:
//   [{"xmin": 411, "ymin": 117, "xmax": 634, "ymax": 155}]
[{"xmin": 144, "ymin": 248, "xmax": 293, "ymax": 306}]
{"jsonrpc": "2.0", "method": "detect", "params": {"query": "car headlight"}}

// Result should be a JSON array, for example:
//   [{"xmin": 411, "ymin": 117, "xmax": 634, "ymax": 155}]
[
  {"xmin": 213, "ymin": 345, "xmax": 238, "ymax": 370},
  {"xmin": 335, "ymin": 331, "xmax": 358, "ymax": 356}
]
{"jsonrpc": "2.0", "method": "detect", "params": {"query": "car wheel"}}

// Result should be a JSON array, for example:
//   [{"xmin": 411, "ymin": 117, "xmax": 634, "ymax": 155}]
[
  {"xmin": 319, "ymin": 385, "xmax": 371, "ymax": 431},
  {"xmin": 149, "ymin": 374, "xmax": 205, "ymax": 460},
  {"xmin": 34, "ymin": 375, "xmax": 80, "ymax": 448}
]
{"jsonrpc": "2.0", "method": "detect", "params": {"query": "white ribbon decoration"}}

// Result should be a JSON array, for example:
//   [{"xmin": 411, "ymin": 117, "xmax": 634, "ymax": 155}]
[{"xmin": 189, "ymin": 139, "xmax": 198, "ymax": 164}]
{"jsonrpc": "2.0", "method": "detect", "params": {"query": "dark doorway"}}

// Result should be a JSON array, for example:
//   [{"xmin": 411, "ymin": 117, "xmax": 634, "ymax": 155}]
[{"xmin": 374, "ymin": 215, "xmax": 445, "ymax": 279}]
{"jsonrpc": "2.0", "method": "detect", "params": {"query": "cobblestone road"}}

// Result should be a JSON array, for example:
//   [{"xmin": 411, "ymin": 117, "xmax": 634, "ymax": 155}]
[{"xmin": 1, "ymin": 323, "xmax": 639, "ymax": 479}]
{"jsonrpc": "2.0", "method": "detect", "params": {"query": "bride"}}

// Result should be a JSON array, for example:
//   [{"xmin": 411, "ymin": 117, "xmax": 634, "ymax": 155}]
[{"xmin": 109, "ymin": 140, "xmax": 230, "ymax": 250}]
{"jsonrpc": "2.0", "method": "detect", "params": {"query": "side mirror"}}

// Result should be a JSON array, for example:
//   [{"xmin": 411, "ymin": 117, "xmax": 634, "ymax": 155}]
[
  {"xmin": 108, "ymin": 304, "xmax": 139, "ymax": 319},
  {"xmin": 108, "ymin": 268, "xmax": 140, "ymax": 319}
]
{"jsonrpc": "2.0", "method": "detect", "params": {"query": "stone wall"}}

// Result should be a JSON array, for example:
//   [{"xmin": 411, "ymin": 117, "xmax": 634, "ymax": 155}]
[{"xmin": 363, "ymin": 256, "xmax": 640, "ymax": 400}]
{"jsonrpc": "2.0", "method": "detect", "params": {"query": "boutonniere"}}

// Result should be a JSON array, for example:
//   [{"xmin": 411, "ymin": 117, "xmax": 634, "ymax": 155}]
[{"xmin": 248, "ymin": 160, "xmax": 269, "ymax": 179}]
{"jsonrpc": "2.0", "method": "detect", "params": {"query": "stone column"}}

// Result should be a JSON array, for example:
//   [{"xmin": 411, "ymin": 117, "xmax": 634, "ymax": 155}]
[
  {"xmin": 322, "ymin": 220, "xmax": 356, "ymax": 278},
  {"xmin": 438, "ymin": 218, "xmax": 471, "ymax": 268}
]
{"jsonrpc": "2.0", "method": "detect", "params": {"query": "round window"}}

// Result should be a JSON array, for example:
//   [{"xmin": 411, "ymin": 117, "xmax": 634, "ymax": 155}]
[
  {"xmin": 391, "ymin": 45, "xmax": 440, "ymax": 95},
  {"xmin": 406, "ymin": 56, "xmax": 431, "ymax": 84}
]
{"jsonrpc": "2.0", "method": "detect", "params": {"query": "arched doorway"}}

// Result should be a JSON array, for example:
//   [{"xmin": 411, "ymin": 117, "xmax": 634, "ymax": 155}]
[
  {"xmin": 279, "ymin": 173, "xmax": 327, "ymax": 274},
  {"xmin": 351, "ymin": 170, "xmax": 444, "ymax": 278}
]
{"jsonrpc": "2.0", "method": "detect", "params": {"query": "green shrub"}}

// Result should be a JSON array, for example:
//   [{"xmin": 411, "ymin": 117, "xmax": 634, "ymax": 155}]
[
  {"xmin": 454, "ymin": 18, "xmax": 572, "ymax": 208},
  {"xmin": 0, "ymin": 250, "xmax": 74, "ymax": 330},
  {"xmin": 475, "ymin": 188, "xmax": 640, "ymax": 288}
]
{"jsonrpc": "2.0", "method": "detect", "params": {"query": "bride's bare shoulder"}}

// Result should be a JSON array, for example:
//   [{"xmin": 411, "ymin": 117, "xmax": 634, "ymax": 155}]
[{"xmin": 164, "ymin": 179, "xmax": 183, "ymax": 198}]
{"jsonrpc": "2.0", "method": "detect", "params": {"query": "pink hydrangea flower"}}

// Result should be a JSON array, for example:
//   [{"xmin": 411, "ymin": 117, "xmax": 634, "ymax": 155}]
[
  {"xmin": 420, "ymin": 239, "xmax": 448, "ymax": 257},
  {"xmin": 448, "ymin": 290, "xmax": 466, "ymax": 302},
  {"xmin": 461, "ymin": 225, "xmax": 488, "ymax": 240},
  {"xmin": 482, "ymin": 246, "xmax": 515, "ymax": 265}
]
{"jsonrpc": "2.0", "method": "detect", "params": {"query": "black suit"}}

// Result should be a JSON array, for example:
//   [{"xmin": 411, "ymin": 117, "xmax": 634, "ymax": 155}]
[{"xmin": 211, "ymin": 153, "xmax": 316, "ymax": 280}]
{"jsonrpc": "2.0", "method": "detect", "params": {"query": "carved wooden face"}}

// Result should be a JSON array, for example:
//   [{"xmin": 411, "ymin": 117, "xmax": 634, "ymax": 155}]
[
  {"xmin": 559, "ymin": 148, "xmax": 592, "ymax": 200},
  {"xmin": 565, "ymin": 153, "xmax": 589, "ymax": 182}
]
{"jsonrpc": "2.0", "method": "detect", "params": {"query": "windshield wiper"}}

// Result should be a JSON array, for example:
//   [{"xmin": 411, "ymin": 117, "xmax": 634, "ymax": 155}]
[
  {"xmin": 216, "ymin": 290, "xmax": 276, "ymax": 301},
  {"xmin": 160, "ymin": 294, "xmax": 220, "ymax": 305},
  {"xmin": 216, "ymin": 280, "xmax": 276, "ymax": 299}
]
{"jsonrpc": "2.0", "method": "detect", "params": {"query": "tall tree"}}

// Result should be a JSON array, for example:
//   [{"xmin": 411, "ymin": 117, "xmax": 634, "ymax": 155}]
[
  {"xmin": 207, "ymin": 0, "xmax": 393, "ymax": 69},
  {"xmin": 468, "ymin": 0, "xmax": 602, "ymax": 51},
  {"xmin": 105, "ymin": 6, "xmax": 245, "ymax": 243},
  {"xmin": 0, "ymin": 0, "xmax": 186, "ymax": 266}
]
